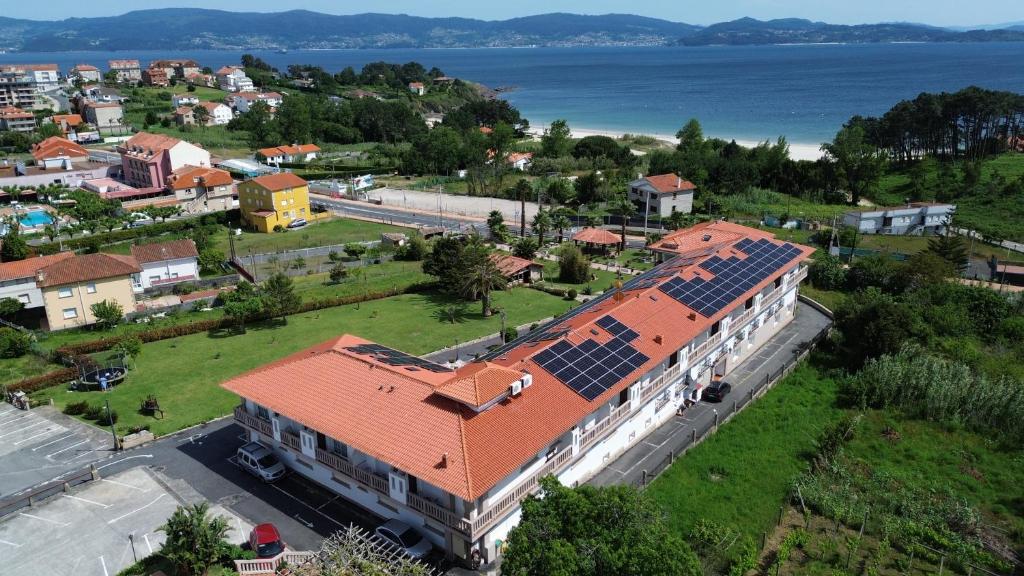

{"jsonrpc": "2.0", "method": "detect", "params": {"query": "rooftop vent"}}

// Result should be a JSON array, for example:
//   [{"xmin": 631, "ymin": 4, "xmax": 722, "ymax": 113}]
[
  {"xmin": 654, "ymin": 335, "xmax": 663, "ymax": 345},
  {"xmin": 702, "ymin": 234, "xmax": 712, "ymax": 242}
]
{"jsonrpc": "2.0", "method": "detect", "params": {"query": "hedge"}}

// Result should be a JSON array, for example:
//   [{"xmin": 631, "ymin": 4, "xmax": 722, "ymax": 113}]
[
  {"xmin": 50, "ymin": 280, "xmax": 440, "ymax": 358},
  {"xmin": 34, "ymin": 211, "xmax": 237, "ymax": 255},
  {"xmin": 6, "ymin": 367, "xmax": 78, "ymax": 393}
]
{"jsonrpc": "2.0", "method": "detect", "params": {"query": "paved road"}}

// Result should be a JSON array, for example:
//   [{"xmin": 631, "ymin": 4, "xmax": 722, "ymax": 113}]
[{"xmin": 588, "ymin": 302, "xmax": 832, "ymax": 488}]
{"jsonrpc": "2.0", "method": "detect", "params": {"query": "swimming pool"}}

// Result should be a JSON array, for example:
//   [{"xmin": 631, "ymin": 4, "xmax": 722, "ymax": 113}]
[{"xmin": 19, "ymin": 210, "xmax": 53, "ymax": 227}]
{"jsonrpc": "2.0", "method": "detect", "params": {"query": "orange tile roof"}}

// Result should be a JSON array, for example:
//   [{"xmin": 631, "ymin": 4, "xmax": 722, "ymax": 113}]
[
  {"xmin": 130, "ymin": 239, "xmax": 199, "ymax": 264},
  {"xmin": 0, "ymin": 252, "xmax": 74, "ymax": 282},
  {"xmin": 639, "ymin": 173, "xmax": 697, "ymax": 194},
  {"xmin": 572, "ymin": 227, "xmax": 622, "ymax": 245},
  {"xmin": 0, "ymin": 106, "xmax": 33, "ymax": 120},
  {"xmin": 32, "ymin": 136, "xmax": 89, "ymax": 162},
  {"xmin": 649, "ymin": 220, "xmax": 773, "ymax": 255},
  {"xmin": 489, "ymin": 254, "xmax": 540, "ymax": 278},
  {"xmin": 167, "ymin": 166, "xmax": 233, "ymax": 191},
  {"xmin": 122, "ymin": 132, "xmax": 182, "ymax": 154},
  {"xmin": 506, "ymin": 152, "xmax": 533, "ymax": 164},
  {"xmin": 50, "ymin": 114, "xmax": 84, "ymax": 127},
  {"xmin": 222, "ymin": 222, "xmax": 813, "ymax": 500},
  {"xmin": 247, "ymin": 172, "xmax": 308, "ymax": 192},
  {"xmin": 36, "ymin": 253, "xmax": 141, "ymax": 287},
  {"xmin": 72, "ymin": 64, "xmax": 99, "ymax": 71},
  {"xmin": 256, "ymin": 144, "xmax": 321, "ymax": 158}
]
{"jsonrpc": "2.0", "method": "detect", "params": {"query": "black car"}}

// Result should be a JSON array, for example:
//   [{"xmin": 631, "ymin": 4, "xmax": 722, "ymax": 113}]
[{"xmin": 703, "ymin": 380, "xmax": 732, "ymax": 402}]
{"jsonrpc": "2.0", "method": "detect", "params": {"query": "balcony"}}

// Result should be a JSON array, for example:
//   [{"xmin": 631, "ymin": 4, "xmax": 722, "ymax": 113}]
[{"xmin": 233, "ymin": 406, "xmax": 272, "ymax": 437}]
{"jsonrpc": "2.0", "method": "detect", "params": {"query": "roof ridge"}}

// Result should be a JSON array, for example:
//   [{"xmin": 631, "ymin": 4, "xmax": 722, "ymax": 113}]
[{"xmin": 457, "ymin": 408, "xmax": 473, "ymax": 500}]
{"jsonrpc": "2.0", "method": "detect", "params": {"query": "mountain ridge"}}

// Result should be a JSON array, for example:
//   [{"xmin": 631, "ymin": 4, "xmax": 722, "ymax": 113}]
[{"xmin": 0, "ymin": 10, "xmax": 1022, "ymax": 52}]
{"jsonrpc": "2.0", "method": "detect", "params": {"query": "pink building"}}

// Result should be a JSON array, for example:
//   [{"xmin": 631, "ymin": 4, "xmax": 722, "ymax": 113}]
[{"xmin": 117, "ymin": 132, "xmax": 211, "ymax": 190}]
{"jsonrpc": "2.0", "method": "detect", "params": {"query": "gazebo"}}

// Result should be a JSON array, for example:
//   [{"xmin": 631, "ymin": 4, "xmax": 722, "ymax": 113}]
[{"xmin": 572, "ymin": 227, "xmax": 622, "ymax": 255}]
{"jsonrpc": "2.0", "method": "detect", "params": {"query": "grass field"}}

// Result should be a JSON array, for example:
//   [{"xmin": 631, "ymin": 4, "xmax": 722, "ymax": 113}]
[
  {"xmin": 0, "ymin": 355, "xmax": 63, "ymax": 386},
  {"xmin": 646, "ymin": 363, "xmax": 842, "ymax": 543},
  {"xmin": 213, "ymin": 217, "xmax": 411, "ymax": 256},
  {"xmin": 289, "ymin": 260, "xmax": 432, "ymax": 300},
  {"xmin": 121, "ymin": 85, "xmax": 251, "ymax": 157},
  {"xmin": 31, "ymin": 289, "xmax": 571, "ymax": 435}
]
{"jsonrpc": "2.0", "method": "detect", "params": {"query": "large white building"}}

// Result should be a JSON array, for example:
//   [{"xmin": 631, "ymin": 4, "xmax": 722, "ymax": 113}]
[
  {"xmin": 842, "ymin": 202, "xmax": 956, "ymax": 235},
  {"xmin": 225, "ymin": 221, "xmax": 812, "ymax": 566},
  {"xmin": 216, "ymin": 66, "xmax": 255, "ymax": 93},
  {"xmin": 628, "ymin": 173, "xmax": 697, "ymax": 217}
]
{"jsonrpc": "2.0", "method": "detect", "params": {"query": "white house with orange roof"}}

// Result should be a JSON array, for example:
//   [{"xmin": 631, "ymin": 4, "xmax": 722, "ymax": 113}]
[
  {"xmin": 224, "ymin": 221, "xmax": 812, "ymax": 566},
  {"xmin": 227, "ymin": 91, "xmax": 284, "ymax": 113},
  {"xmin": 629, "ymin": 173, "xmax": 697, "ymax": 217},
  {"xmin": 216, "ymin": 66, "xmax": 255, "ymax": 93},
  {"xmin": 70, "ymin": 64, "xmax": 101, "ymax": 83}
]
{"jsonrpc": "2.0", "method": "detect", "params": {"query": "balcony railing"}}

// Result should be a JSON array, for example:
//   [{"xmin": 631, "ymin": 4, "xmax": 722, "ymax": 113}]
[
  {"xmin": 233, "ymin": 406, "xmax": 272, "ymax": 437},
  {"xmin": 282, "ymin": 430, "xmax": 301, "ymax": 452},
  {"xmin": 313, "ymin": 447, "xmax": 389, "ymax": 494},
  {"xmin": 470, "ymin": 443, "xmax": 574, "ymax": 535}
]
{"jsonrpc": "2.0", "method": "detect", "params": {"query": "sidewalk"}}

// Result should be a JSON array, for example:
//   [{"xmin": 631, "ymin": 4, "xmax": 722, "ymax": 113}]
[{"xmin": 587, "ymin": 302, "xmax": 832, "ymax": 488}]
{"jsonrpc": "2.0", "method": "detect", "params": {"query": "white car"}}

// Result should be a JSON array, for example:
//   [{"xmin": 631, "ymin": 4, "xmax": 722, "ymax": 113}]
[{"xmin": 374, "ymin": 519, "xmax": 432, "ymax": 559}]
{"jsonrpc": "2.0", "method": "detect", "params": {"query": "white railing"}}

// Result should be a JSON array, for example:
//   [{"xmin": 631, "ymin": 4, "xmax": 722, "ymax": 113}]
[
  {"xmin": 233, "ymin": 406, "xmax": 272, "ymax": 437},
  {"xmin": 470, "ymin": 444, "xmax": 574, "ymax": 534},
  {"xmin": 235, "ymin": 551, "xmax": 315, "ymax": 575}
]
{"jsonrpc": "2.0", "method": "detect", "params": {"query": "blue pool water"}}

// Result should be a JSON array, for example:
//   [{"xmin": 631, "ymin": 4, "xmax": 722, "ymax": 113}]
[{"xmin": 20, "ymin": 210, "xmax": 53, "ymax": 227}]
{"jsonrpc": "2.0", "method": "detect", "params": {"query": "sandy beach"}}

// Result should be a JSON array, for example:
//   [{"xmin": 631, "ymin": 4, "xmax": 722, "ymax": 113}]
[{"xmin": 528, "ymin": 125, "xmax": 825, "ymax": 162}]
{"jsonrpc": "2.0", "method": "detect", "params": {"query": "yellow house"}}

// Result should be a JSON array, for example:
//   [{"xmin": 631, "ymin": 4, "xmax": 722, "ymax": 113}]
[
  {"xmin": 238, "ymin": 172, "xmax": 311, "ymax": 233},
  {"xmin": 36, "ymin": 253, "xmax": 141, "ymax": 331}
]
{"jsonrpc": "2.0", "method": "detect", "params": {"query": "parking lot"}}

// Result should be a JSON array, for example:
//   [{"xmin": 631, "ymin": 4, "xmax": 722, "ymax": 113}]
[
  {"xmin": 0, "ymin": 404, "xmax": 111, "ymax": 498},
  {"xmin": 0, "ymin": 466, "xmax": 252, "ymax": 576}
]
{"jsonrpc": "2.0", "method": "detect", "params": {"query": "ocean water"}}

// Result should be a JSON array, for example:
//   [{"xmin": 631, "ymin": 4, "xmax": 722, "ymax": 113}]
[{"xmin": 4, "ymin": 43, "xmax": 1024, "ymax": 146}]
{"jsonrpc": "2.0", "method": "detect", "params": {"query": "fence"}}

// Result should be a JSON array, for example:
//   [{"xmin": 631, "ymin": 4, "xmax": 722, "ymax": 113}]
[
  {"xmin": 0, "ymin": 465, "xmax": 98, "ymax": 519},
  {"xmin": 630, "ymin": 324, "xmax": 832, "ymax": 490}
]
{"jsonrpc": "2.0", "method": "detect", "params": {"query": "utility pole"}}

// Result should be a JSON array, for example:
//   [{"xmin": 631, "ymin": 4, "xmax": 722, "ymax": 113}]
[
  {"xmin": 105, "ymin": 398, "xmax": 118, "ymax": 449},
  {"xmin": 499, "ymin": 309, "xmax": 508, "ymax": 343},
  {"xmin": 643, "ymin": 191, "xmax": 651, "ymax": 239}
]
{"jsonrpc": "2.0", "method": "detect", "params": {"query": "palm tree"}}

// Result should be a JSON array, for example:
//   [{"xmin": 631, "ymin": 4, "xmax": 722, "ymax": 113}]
[
  {"xmin": 159, "ymin": 502, "xmax": 229, "ymax": 576},
  {"xmin": 552, "ymin": 213, "xmax": 572, "ymax": 244},
  {"xmin": 608, "ymin": 195, "xmax": 637, "ymax": 252},
  {"xmin": 531, "ymin": 209, "xmax": 553, "ymax": 246},
  {"xmin": 460, "ymin": 248, "xmax": 507, "ymax": 317},
  {"xmin": 514, "ymin": 179, "xmax": 532, "ymax": 237}
]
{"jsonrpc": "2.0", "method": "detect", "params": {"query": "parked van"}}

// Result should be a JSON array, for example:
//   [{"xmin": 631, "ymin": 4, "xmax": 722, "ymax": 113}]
[{"xmin": 236, "ymin": 442, "xmax": 286, "ymax": 482}]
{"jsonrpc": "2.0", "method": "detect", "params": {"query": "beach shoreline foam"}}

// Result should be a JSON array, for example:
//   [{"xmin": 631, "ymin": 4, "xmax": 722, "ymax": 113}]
[{"xmin": 527, "ymin": 124, "xmax": 825, "ymax": 162}]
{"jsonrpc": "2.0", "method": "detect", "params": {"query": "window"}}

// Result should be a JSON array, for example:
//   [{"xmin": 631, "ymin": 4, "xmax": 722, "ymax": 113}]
[
  {"xmin": 62, "ymin": 307, "xmax": 78, "ymax": 319},
  {"xmin": 256, "ymin": 405, "xmax": 270, "ymax": 420},
  {"xmin": 86, "ymin": 283, "xmax": 97, "ymax": 294},
  {"xmin": 149, "ymin": 275, "xmax": 161, "ymax": 283},
  {"xmin": 58, "ymin": 287, "xmax": 73, "ymax": 298},
  {"xmin": 17, "ymin": 294, "xmax": 30, "ymax": 304}
]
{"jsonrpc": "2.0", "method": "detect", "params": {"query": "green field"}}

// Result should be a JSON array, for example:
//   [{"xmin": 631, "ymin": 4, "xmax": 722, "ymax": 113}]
[
  {"xmin": 0, "ymin": 355, "xmax": 63, "ymax": 386},
  {"xmin": 289, "ymin": 260, "xmax": 432, "ymax": 300},
  {"xmin": 538, "ymin": 259, "xmax": 630, "ymax": 292},
  {"xmin": 214, "ymin": 217, "xmax": 411, "ymax": 257},
  {"xmin": 122, "ymin": 85, "xmax": 251, "ymax": 157},
  {"xmin": 31, "ymin": 289, "xmax": 571, "ymax": 435}
]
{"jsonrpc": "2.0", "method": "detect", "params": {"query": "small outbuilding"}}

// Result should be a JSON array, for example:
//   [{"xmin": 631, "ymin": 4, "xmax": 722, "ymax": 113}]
[{"xmin": 572, "ymin": 227, "xmax": 622, "ymax": 254}]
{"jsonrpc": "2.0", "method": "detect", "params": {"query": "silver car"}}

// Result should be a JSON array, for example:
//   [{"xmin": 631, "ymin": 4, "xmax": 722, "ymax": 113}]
[
  {"xmin": 236, "ymin": 442, "xmax": 286, "ymax": 482},
  {"xmin": 375, "ymin": 519, "xmax": 433, "ymax": 559}
]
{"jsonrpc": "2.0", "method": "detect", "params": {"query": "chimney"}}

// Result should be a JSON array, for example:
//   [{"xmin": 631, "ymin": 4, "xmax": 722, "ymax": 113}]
[
  {"xmin": 654, "ymin": 335, "xmax": 663, "ymax": 345},
  {"xmin": 440, "ymin": 453, "xmax": 448, "ymax": 468},
  {"xmin": 687, "ymin": 312, "xmax": 697, "ymax": 321}
]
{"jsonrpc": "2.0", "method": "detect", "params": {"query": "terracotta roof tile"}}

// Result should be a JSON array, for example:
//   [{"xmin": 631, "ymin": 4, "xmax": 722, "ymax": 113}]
[
  {"xmin": 248, "ymin": 172, "xmax": 308, "ymax": 191},
  {"xmin": 0, "ymin": 252, "xmax": 74, "ymax": 282},
  {"xmin": 31, "ymin": 137, "xmax": 89, "ymax": 162},
  {"xmin": 489, "ymin": 254, "xmax": 540, "ymax": 278},
  {"xmin": 36, "ymin": 253, "xmax": 141, "ymax": 287},
  {"xmin": 572, "ymin": 227, "xmax": 622, "ymax": 245},
  {"xmin": 639, "ymin": 173, "xmax": 697, "ymax": 194},
  {"xmin": 167, "ymin": 166, "xmax": 233, "ymax": 191},
  {"xmin": 130, "ymin": 239, "xmax": 199, "ymax": 264},
  {"xmin": 433, "ymin": 363, "xmax": 525, "ymax": 408}
]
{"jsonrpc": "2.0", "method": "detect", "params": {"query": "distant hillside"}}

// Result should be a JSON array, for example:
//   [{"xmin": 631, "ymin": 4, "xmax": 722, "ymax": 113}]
[
  {"xmin": 0, "ymin": 9, "xmax": 701, "ymax": 51},
  {"xmin": 677, "ymin": 17, "xmax": 1024, "ymax": 46}
]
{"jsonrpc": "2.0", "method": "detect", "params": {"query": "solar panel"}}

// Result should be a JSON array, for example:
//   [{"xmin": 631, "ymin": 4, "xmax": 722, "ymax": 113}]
[
  {"xmin": 532, "ymin": 329, "xmax": 651, "ymax": 401},
  {"xmin": 657, "ymin": 239, "xmax": 802, "ymax": 317},
  {"xmin": 344, "ymin": 344, "xmax": 453, "ymax": 373}
]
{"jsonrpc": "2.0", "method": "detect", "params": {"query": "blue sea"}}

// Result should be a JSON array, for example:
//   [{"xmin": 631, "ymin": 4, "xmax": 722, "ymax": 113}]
[{"xmin": 4, "ymin": 43, "xmax": 1024, "ymax": 147}]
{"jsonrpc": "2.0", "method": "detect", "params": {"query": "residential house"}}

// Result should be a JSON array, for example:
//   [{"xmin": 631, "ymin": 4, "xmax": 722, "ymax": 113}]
[
  {"xmin": 628, "ymin": 173, "xmax": 696, "ymax": 217},
  {"xmin": 48, "ymin": 113, "xmax": 85, "ymax": 136},
  {"xmin": 198, "ymin": 101, "xmax": 233, "ymax": 125},
  {"xmin": 506, "ymin": 152, "xmax": 533, "ymax": 171},
  {"xmin": 149, "ymin": 59, "xmax": 200, "ymax": 80},
  {"xmin": 35, "ymin": 253, "xmax": 141, "ymax": 331},
  {"xmin": 380, "ymin": 232, "xmax": 408, "ymax": 248},
  {"xmin": 167, "ymin": 165, "xmax": 235, "ymax": 212},
  {"xmin": 490, "ymin": 254, "xmax": 544, "ymax": 284},
  {"xmin": 238, "ymin": 172, "xmax": 310, "ymax": 232},
  {"xmin": 70, "ymin": 64, "xmax": 101, "ymax": 83},
  {"xmin": 227, "ymin": 91, "xmax": 283, "ymax": 113},
  {"xmin": 225, "ymin": 221, "xmax": 813, "ymax": 565},
  {"xmin": 118, "ymin": 132, "xmax": 212, "ymax": 189},
  {"xmin": 216, "ymin": 66, "xmax": 255, "ymax": 93},
  {"xmin": 408, "ymin": 82, "xmax": 426, "ymax": 96},
  {"xmin": 0, "ymin": 64, "xmax": 60, "ymax": 92},
  {"xmin": 0, "ymin": 68, "xmax": 35, "ymax": 110},
  {"xmin": 81, "ymin": 85, "xmax": 126, "ymax": 103},
  {"xmin": 0, "ymin": 106, "xmax": 35, "ymax": 133},
  {"xmin": 31, "ymin": 136, "xmax": 90, "ymax": 169},
  {"xmin": 185, "ymin": 72, "xmax": 216, "ymax": 88},
  {"xmin": 842, "ymin": 202, "xmax": 956, "ymax": 236},
  {"xmin": 255, "ymin": 144, "xmax": 321, "ymax": 165},
  {"xmin": 108, "ymin": 60, "xmax": 142, "ymax": 83},
  {"xmin": 130, "ymin": 239, "xmax": 200, "ymax": 290},
  {"xmin": 172, "ymin": 94, "xmax": 199, "ymax": 108},
  {"xmin": 81, "ymin": 101, "xmax": 124, "ymax": 130},
  {"xmin": 141, "ymin": 67, "xmax": 170, "ymax": 87},
  {"xmin": 0, "ymin": 252, "xmax": 74, "ymax": 313}
]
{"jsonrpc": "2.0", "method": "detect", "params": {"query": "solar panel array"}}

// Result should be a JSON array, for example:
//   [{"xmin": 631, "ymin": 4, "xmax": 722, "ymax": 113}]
[
  {"xmin": 658, "ymin": 238, "xmax": 802, "ymax": 317},
  {"xmin": 533, "ymin": 315, "xmax": 650, "ymax": 401},
  {"xmin": 344, "ymin": 344, "xmax": 453, "ymax": 373}
]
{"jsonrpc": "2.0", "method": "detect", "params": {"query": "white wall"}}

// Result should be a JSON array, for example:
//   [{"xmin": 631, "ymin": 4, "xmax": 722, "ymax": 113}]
[
  {"xmin": 139, "ymin": 257, "xmax": 199, "ymax": 289},
  {"xmin": 167, "ymin": 141, "xmax": 212, "ymax": 171},
  {"xmin": 0, "ymin": 278, "xmax": 44, "ymax": 309}
]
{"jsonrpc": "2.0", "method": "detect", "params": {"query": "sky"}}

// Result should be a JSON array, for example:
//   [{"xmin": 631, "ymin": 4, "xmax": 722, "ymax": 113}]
[{"xmin": 11, "ymin": 0, "xmax": 1024, "ymax": 28}]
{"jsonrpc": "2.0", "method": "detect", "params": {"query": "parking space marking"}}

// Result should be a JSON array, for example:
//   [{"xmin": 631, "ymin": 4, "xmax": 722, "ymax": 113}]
[
  {"xmin": 316, "ymin": 493, "xmax": 340, "ymax": 510},
  {"xmin": 64, "ymin": 493, "xmax": 111, "ymax": 508},
  {"xmin": 47, "ymin": 439, "xmax": 89, "ymax": 458},
  {"xmin": 0, "ymin": 413, "xmax": 27, "ymax": 426},
  {"xmin": 107, "ymin": 493, "xmax": 165, "ymax": 525},
  {"xmin": 101, "ymin": 477, "xmax": 150, "ymax": 492},
  {"xmin": 270, "ymin": 483, "xmax": 344, "ymax": 528},
  {"xmin": 0, "ymin": 538, "xmax": 22, "ymax": 547},
  {"xmin": 144, "ymin": 534, "xmax": 153, "ymax": 554},
  {"xmin": 14, "ymin": 426, "xmax": 62, "ymax": 445},
  {"xmin": 0, "ymin": 419, "xmax": 48, "ymax": 438},
  {"xmin": 19, "ymin": 512, "xmax": 71, "ymax": 527},
  {"xmin": 96, "ymin": 454, "xmax": 152, "ymax": 470},
  {"xmin": 31, "ymin": 432, "xmax": 76, "ymax": 451},
  {"xmin": 99, "ymin": 556, "xmax": 109, "ymax": 576}
]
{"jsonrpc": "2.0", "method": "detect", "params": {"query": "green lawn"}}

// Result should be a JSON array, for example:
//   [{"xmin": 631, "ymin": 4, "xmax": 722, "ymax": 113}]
[
  {"xmin": 0, "ymin": 355, "xmax": 64, "ymax": 386},
  {"xmin": 214, "ymin": 217, "xmax": 411, "ymax": 257},
  {"xmin": 646, "ymin": 363, "xmax": 842, "ymax": 542},
  {"xmin": 31, "ymin": 289, "xmax": 572, "ymax": 436},
  {"xmin": 592, "ymin": 248, "xmax": 656, "ymax": 271},
  {"xmin": 538, "ymin": 260, "xmax": 629, "ymax": 292},
  {"xmin": 289, "ymin": 260, "xmax": 432, "ymax": 300},
  {"xmin": 714, "ymin": 189, "xmax": 850, "ymax": 222}
]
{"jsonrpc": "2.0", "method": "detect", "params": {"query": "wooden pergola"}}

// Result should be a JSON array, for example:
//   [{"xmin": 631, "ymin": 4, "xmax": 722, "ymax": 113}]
[{"xmin": 572, "ymin": 227, "xmax": 623, "ymax": 255}]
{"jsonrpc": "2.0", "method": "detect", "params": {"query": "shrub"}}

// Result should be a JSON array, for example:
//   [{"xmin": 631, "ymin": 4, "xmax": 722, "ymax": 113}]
[
  {"xmin": 557, "ymin": 244, "xmax": 590, "ymax": 284},
  {"xmin": 83, "ymin": 405, "xmax": 103, "ymax": 420},
  {"xmin": 64, "ymin": 401, "xmax": 90, "ymax": 416},
  {"xmin": 502, "ymin": 326, "xmax": 519, "ymax": 343},
  {"xmin": 97, "ymin": 408, "xmax": 118, "ymax": 426},
  {"xmin": 0, "ymin": 327, "xmax": 31, "ymax": 358},
  {"xmin": 567, "ymin": 288, "xmax": 578, "ymax": 299}
]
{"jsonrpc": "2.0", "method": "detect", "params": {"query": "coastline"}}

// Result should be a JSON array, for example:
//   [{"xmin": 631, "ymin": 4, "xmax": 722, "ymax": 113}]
[{"xmin": 528, "ymin": 125, "xmax": 825, "ymax": 162}]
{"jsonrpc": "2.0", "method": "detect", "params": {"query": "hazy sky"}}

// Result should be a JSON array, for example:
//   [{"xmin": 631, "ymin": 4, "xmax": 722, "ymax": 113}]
[{"xmin": 12, "ymin": 0, "xmax": 1024, "ymax": 27}]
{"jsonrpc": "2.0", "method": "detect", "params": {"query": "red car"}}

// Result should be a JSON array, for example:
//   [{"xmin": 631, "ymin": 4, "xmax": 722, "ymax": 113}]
[{"xmin": 249, "ymin": 523, "xmax": 286, "ymax": 558}]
